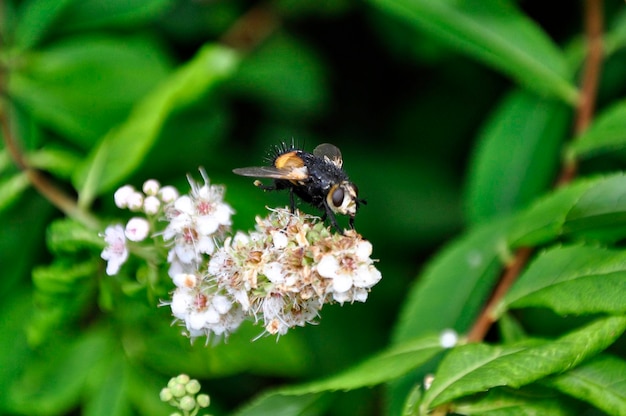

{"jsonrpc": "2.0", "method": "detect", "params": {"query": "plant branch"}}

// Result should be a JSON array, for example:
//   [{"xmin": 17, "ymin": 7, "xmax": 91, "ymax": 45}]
[
  {"xmin": 467, "ymin": 0, "xmax": 604, "ymax": 343},
  {"xmin": 220, "ymin": 4, "xmax": 279, "ymax": 52},
  {"xmin": 0, "ymin": 101, "xmax": 100, "ymax": 229},
  {"xmin": 557, "ymin": 0, "xmax": 604, "ymax": 186}
]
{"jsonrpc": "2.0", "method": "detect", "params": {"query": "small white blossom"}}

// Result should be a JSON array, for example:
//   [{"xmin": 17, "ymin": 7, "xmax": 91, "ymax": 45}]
[
  {"xmin": 127, "ymin": 191, "xmax": 144, "ymax": 211},
  {"xmin": 142, "ymin": 179, "xmax": 161, "ymax": 196},
  {"xmin": 159, "ymin": 185, "xmax": 179, "ymax": 203},
  {"xmin": 143, "ymin": 195, "xmax": 161, "ymax": 215},
  {"xmin": 125, "ymin": 217, "xmax": 150, "ymax": 242},
  {"xmin": 114, "ymin": 185, "xmax": 135, "ymax": 209},
  {"xmin": 101, "ymin": 225, "xmax": 128, "ymax": 275},
  {"xmin": 173, "ymin": 273, "xmax": 199, "ymax": 288}
]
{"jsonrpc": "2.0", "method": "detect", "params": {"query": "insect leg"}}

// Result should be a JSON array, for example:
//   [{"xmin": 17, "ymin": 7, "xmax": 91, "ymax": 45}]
[
  {"xmin": 323, "ymin": 201, "xmax": 342, "ymax": 232},
  {"xmin": 254, "ymin": 180, "xmax": 277, "ymax": 191},
  {"xmin": 289, "ymin": 188, "xmax": 296, "ymax": 214}
]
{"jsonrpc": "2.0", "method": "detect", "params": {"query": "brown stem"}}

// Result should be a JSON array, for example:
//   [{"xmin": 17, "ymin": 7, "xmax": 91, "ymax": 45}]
[
  {"xmin": 220, "ymin": 5, "xmax": 279, "ymax": 52},
  {"xmin": 0, "ymin": 104, "xmax": 101, "ymax": 229},
  {"xmin": 556, "ymin": 0, "xmax": 604, "ymax": 186},
  {"xmin": 467, "ymin": 0, "xmax": 604, "ymax": 343},
  {"xmin": 467, "ymin": 248, "xmax": 533, "ymax": 342}
]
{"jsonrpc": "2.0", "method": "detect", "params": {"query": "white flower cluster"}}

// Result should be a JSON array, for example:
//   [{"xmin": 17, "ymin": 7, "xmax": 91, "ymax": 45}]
[
  {"xmin": 200, "ymin": 208, "xmax": 382, "ymax": 337},
  {"xmin": 101, "ymin": 171, "xmax": 382, "ymax": 342},
  {"xmin": 100, "ymin": 171, "xmax": 233, "ymax": 277},
  {"xmin": 162, "ymin": 170, "xmax": 233, "ymax": 277}
]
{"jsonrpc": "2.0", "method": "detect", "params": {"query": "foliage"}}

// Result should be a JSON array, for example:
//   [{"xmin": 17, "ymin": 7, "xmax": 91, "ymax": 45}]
[{"xmin": 1, "ymin": 0, "xmax": 626, "ymax": 415}]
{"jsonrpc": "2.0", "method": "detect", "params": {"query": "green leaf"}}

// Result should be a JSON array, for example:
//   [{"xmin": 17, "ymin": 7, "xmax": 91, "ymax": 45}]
[
  {"xmin": 464, "ymin": 89, "xmax": 569, "ymax": 224},
  {"xmin": 546, "ymin": 354, "xmax": 626, "ymax": 416},
  {"xmin": 0, "ymin": 290, "xmax": 34, "ymax": 410},
  {"xmin": 26, "ymin": 146, "xmax": 82, "ymax": 180},
  {"xmin": 235, "ymin": 393, "xmax": 328, "ymax": 416},
  {"xmin": 285, "ymin": 335, "xmax": 442, "ymax": 394},
  {"xmin": 452, "ymin": 386, "xmax": 577, "ymax": 416},
  {"xmin": 47, "ymin": 218, "xmax": 105, "ymax": 254},
  {"xmin": 567, "ymin": 99, "xmax": 626, "ymax": 160},
  {"xmin": 233, "ymin": 335, "xmax": 442, "ymax": 415},
  {"xmin": 564, "ymin": 173, "xmax": 626, "ymax": 241},
  {"xmin": 84, "ymin": 355, "xmax": 130, "ymax": 416},
  {"xmin": 0, "ymin": 172, "xmax": 30, "ymax": 214},
  {"xmin": 8, "ymin": 328, "xmax": 112, "ymax": 415},
  {"xmin": 393, "ymin": 218, "xmax": 511, "ymax": 343},
  {"xmin": 419, "ymin": 316, "xmax": 626, "ymax": 412},
  {"xmin": 498, "ymin": 245, "xmax": 626, "ymax": 317},
  {"xmin": 56, "ymin": 0, "xmax": 174, "ymax": 32},
  {"xmin": 507, "ymin": 176, "xmax": 601, "ymax": 247},
  {"xmin": 14, "ymin": 0, "xmax": 75, "ymax": 49},
  {"xmin": 73, "ymin": 43, "xmax": 240, "ymax": 206},
  {"xmin": 368, "ymin": 0, "xmax": 579, "ymax": 104},
  {"xmin": 29, "ymin": 260, "xmax": 98, "ymax": 346},
  {"xmin": 9, "ymin": 34, "xmax": 173, "ymax": 147}
]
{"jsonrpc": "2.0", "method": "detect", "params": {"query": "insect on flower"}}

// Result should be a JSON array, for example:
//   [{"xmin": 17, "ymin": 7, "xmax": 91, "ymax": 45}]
[{"xmin": 233, "ymin": 142, "xmax": 365, "ymax": 231}]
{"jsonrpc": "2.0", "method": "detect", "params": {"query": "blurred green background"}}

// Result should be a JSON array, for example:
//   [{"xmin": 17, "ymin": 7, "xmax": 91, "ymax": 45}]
[{"xmin": 2, "ymin": 0, "xmax": 626, "ymax": 415}]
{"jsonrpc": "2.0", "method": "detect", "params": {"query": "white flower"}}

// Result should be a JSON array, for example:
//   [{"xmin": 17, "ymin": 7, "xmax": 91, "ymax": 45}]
[
  {"xmin": 316, "ymin": 243, "xmax": 382, "ymax": 304},
  {"xmin": 173, "ymin": 273, "xmax": 198, "ymax": 288},
  {"xmin": 142, "ymin": 179, "xmax": 161, "ymax": 196},
  {"xmin": 114, "ymin": 185, "xmax": 135, "ymax": 209},
  {"xmin": 125, "ymin": 217, "xmax": 150, "ymax": 242},
  {"xmin": 143, "ymin": 195, "xmax": 161, "ymax": 215},
  {"xmin": 271, "ymin": 231, "xmax": 288, "ymax": 249},
  {"xmin": 101, "ymin": 225, "xmax": 128, "ymax": 275},
  {"xmin": 170, "ymin": 287, "xmax": 244, "ymax": 340},
  {"xmin": 263, "ymin": 262, "xmax": 285, "ymax": 284},
  {"xmin": 159, "ymin": 185, "xmax": 179, "ymax": 203},
  {"xmin": 162, "ymin": 172, "xmax": 233, "ymax": 269},
  {"xmin": 127, "ymin": 191, "xmax": 144, "ymax": 211}
]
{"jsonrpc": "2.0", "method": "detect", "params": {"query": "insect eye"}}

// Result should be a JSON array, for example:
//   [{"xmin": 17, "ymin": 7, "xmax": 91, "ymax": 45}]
[{"xmin": 331, "ymin": 187, "xmax": 345, "ymax": 207}]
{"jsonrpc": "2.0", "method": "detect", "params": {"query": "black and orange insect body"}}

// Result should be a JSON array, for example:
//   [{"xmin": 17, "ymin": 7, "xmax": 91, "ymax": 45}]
[{"xmin": 233, "ymin": 142, "xmax": 364, "ymax": 231}]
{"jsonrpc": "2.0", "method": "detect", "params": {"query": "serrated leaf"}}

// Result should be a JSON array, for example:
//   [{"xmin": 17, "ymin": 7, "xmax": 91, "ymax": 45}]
[
  {"xmin": 452, "ymin": 386, "xmax": 577, "ymax": 416},
  {"xmin": 393, "ymin": 218, "xmax": 511, "ymax": 343},
  {"xmin": 368, "ymin": 0, "xmax": 579, "ymax": 104},
  {"xmin": 14, "ymin": 0, "xmax": 75, "ymax": 49},
  {"xmin": 73, "ymin": 43, "xmax": 240, "ymax": 206},
  {"xmin": 419, "ymin": 316, "xmax": 626, "ymax": 412},
  {"xmin": 546, "ymin": 354, "xmax": 626, "ymax": 416},
  {"xmin": 233, "ymin": 335, "xmax": 442, "ymax": 416},
  {"xmin": 235, "ymin": 392, "xmax": 328, "ymax": 416},
  {"xmin": 564, "ymin": 173, "xmax": 626, "ymax": 241},
  {"xmin": 498, "ymin": 245, "xmax": 626, "ymax": 316},
  {"xmin": 568, "ymin": 100, "xmax": 626, "ymax": 160},
  {"xmin": 464, "ymin": 89, "xmax": 569, "ymax": 224},
  {"xmin": 507, "ymin": 176, "xmax": 603, "ymax": 247},
  {"xmin": 9, "ymin": 34, "xmax": 173, "ymax": 146},
  {"xmin": 285, "ymin": 335, "xmax": 442, "ymax": 394},
  {"xmin": 47, "ymin": 218, "xmax": 105, "ymax": 254},
  {"xmin": 29, "ymin": 260, "xmax": 98, "ymax": 345}
]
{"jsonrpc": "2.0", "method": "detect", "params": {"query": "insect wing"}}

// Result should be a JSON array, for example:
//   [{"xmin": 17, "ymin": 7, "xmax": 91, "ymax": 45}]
[
  {"xmin": 314, "ymin": 143, "xmax": 343, "ymax": 168},
  {"xmin": 233, "ymin": 166, "xmax": 308, "ymax": 180}
]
